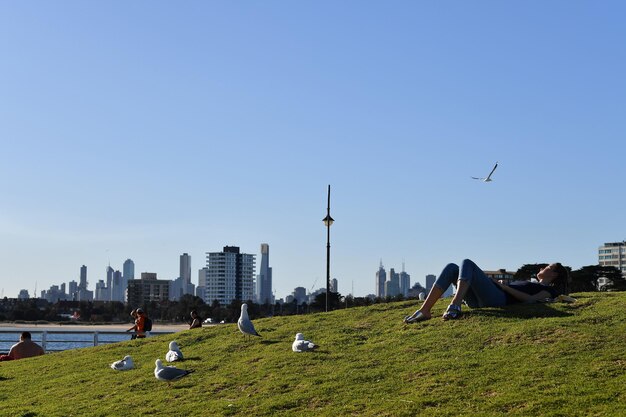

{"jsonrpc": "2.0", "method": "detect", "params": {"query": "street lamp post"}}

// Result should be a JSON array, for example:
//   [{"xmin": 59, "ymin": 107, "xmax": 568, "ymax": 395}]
[{"xmin": 322, "ymin": 185, "xmax": 334, "ymax": 312}]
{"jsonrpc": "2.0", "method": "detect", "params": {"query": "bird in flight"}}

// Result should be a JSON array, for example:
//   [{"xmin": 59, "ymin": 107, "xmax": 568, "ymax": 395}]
[{"xmin": 472, "ymin": 162, "xmax": 498, "ymax": 182}]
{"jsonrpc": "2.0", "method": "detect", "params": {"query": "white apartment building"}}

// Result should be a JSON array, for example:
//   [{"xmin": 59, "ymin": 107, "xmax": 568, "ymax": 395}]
[
  {"xmin": 598, "ymin": 241, "xmax": 626, "ymax": 274},
  {"xmin": 204, "ymin": 246, "xmax": 256, "ymax": 306}
]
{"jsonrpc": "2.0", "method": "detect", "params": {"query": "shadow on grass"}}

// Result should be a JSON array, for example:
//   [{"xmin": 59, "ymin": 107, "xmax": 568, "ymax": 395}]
[
  {"xmin": 259, "ymin": 340, "xmax": 281, "ymax": 345},
  {"xmin": 466, "ymin": 303, "xmax": 574, "ymax": 319},
  {"xmin": 0, "ymin": 375, "xmax": 11, "ymax": 381}
]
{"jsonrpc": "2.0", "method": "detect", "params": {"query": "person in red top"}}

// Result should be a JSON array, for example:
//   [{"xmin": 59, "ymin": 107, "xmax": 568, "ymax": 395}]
[
  {"xmin": 127, "ymin": 308, "xmax": 147, "ymax": 339},
  {"xmin": 0, "ymin": 331, "xmax": 45, "ymax": 361}
]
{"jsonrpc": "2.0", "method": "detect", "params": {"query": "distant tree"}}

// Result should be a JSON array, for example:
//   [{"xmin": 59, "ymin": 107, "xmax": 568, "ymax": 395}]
[
  {"xmin": 176, "ymin": 294, "xmax": 206, "ymax": 322},
  {"xmin": 311, "ymin": 292, "xmax": 342, "ymax": 312},
  {"xmin": 605, "ymin": 268, "xmax": 626, "ymax": 291},
  {"xmin": 515, "ymin": 264, "xmax": 548, "ymax": 281},
  {"xmin": 570, "ymin": 265, "xmax": 625, "ymax": 292}
]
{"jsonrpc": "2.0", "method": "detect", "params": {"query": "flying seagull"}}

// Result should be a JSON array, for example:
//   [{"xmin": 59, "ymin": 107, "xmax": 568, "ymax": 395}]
[
  {"xmin": 110, "ymin": 355, "xmax": 134, "ymax": 371},
  {"xmin": 154, "ymin": 359, "xmax": 193, "ymax": 386},
  {"xmin": 472, "ymin": 162, "xmax": 498, "ymax": 182},
  {"xmin": 166, "ymin": 341, "xmax": 184, "ymax": 362},
  {"xmin": 237, "ymin": 303, "xmax": 261, "ymax": 339},
  {"xmin": 292, "ymin": 333, "xmax": 317, "ymax": 352}
]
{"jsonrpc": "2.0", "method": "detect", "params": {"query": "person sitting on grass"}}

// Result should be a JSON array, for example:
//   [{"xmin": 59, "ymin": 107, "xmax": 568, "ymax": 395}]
[
  {"xmin": 0, "ymin": 331, "xmax": 45, "ymax": 361},
  {"xmin": 404, "ymin": 259, "xmax": 570, "ymax": 323},
  {"xmin": 189, "ymin": 310, "xmax": 202, "ymax": 329}
]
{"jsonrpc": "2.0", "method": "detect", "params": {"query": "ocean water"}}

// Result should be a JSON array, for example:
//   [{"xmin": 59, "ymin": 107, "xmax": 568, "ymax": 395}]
[{"xmin": 0, "ymin": 328, "xmax": 166, "ymax": 353}]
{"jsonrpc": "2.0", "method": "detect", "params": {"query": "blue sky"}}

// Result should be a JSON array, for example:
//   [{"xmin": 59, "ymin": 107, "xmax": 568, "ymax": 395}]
[{"xmin": 1, "ymin": 2, "xmax": 625, "ymax": 300}]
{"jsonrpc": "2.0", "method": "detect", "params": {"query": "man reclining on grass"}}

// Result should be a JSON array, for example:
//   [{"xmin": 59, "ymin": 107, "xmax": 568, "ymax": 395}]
[{"xmin": 404, "ymin": 259, "xmax": 570, "ymax": 323}]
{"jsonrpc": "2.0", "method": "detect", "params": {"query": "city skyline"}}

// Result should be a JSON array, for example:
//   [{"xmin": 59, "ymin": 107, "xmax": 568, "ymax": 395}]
[{"xmin": 2, "ymin": 3, "xmax": 625, "ymax": 300}]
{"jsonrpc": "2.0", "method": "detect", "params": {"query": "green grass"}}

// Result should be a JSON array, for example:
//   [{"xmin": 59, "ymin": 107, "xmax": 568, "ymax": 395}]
[{"xmin": 2, "ymin": 292, "xmax": 626, "ymax": 416}]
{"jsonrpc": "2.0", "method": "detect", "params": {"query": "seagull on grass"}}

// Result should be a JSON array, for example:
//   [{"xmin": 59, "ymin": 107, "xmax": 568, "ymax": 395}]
[
  {"xmin": 237, "ymin": 303, "xmax": 261, "ymax": 339},
  {"xmin": 166, "ymin": 341, "xmax": 184, "ymax": 362},
  {"xmin": 110, "ymin": 355, "xmax": 134, "ymax": 371},
  {"xmin": 154, "ymin": 359, "xmax": 193, "ymax": 386},
  {"xmin": 292, "ymin": 333, "xmax": 317, "ymax": 352},
  {"xmin": 472, "ymin": 162, "xmax": 498, "ymax": 182}
]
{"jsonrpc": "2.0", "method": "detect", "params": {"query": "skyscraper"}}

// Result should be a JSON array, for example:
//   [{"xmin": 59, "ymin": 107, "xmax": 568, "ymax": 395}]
[
  {"xmin": 385, "ymin": 268, "xmax": 401, "ymax": 297},
  {"xmin": 425, "ymin": 274, "xmax": 436, "ymax": 292},
  {"xmin": 399, "ymin": 263, "xmax": 410, "ymax": 297},
  {"xmin": 256, "ymin": 243, "xmax": 273, "ymax": 304},
  {"xmin": 106, "ymin": 266, "xmax": 114, "ymax": 290},
  {"xmin": 180, "ymin": 253, "xmax": 194, "ymax": 296},
  {"xmin": 376, "ymin": 261, "xmax": 386, "ymax": 297},
  {"xmin": 330, "ymin": 278, "xmax": 338, "ymax": 293},
  {"xmin": 122, "ymin": 259, "xmax": 135, "ymax": 303},
  {"xmin": 79, "ymin": 265, "xmax": 88, "ymax": 290},
  {"xmin": 196, "ymin": 267, "xmax": 208, "ymax": 300},
  {"xmin": 68, "ymin": 280, "xmax": 78, "ymax": 299},
  {"xmin": 123, "ymin": 259, "xmax": 135, "ymax": 281},
  {"xmin": 204, "ymin": 246, "xmax": 256, "ymax": 305},
  {"xmin": 111, "ymin": 270, "xmax": 124, "ymax": 302}
]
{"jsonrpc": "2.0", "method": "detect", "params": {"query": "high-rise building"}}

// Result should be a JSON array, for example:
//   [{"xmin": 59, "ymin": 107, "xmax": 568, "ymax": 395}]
[
  {"xmin": 68, "ymin": 280, "xmax": 78, "ymax": 300},
  {"xmin": 399, "ymin": 266, "xmax": 410, "ymax": 297},
  {"xmin": 196, "ymin": 267, "xmax": 208, "ymax": 301},
  {"xmin": 180, "ymin": 253, "xmax": 191, "ymax": 285},
  {"xmin": 122, "ymin": 259, "xmax": 134, "ymax": 303},
  {"xmin": 386, "ymin": 268, "xmax": 400, "ymax": 297},
  {"xmin": 179, "ymin": 253, "xmax": 195, "ymax": 296},
  {"xmin": 127, "ymin": 272, "xmax": 170, "ymax": 307},
  {"xmin": 95, "ymin": 280, "xmax": 110, "ymax": 301},
  {"xmin": 599, "ymin": 241, "xmax": 626, "ymax": 274},
  {"xmin": 170, "ymin": 253, "xmax": 196, "ymax": 301},
  {"xmin": 293, "ymin": 287, "xmax": 307, "ymax": 305},
  {"xmin": 79, "ymin": 265, "xmax": 88, "ymax": 291},
  {"xmin": 106, "ymin": 266, "xmax": 114, "ymax": 290},
  {"xmin": 376, "ymin": 261, "xmax": 386, "ymax": 297},
  {"xmin": 204, "ymin": 246, "xmax": 256, "ymax": 305},
  {"xmin": 256, "ymin": 244, "xmax": 273, "ymax": 304},
  {"xmin": 425, "ymin": 274, "xmax": 436, "ymax": 292},
  {"xmin": 330, "ymin": 278, "xmax": 338, "ymax": 293},
  {"xmin": 123, "ymin": 259, "xmax": 135, "ymax": 281},
  {"xmin": 111, "ymin": 270, "xmax": 124, "ymax": 302}
]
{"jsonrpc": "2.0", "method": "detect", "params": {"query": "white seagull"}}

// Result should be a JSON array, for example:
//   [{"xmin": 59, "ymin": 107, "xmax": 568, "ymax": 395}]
[
  {"xmin": 154, "ymin": 359, "xmax": 193, "ymax": 386},
  {"xmin": 165, "ymin": 341, "xmax": 184, "ymax": 362},
  {"xmin": 292, "ymin": 333, "xmax": 317, "ymax": 352},
  {"xmin": 110, "ymin": 355, "xmax": 134, "ymax": 371},
  {"xmin": 237, "ymin": 303, "xmax": 261, "ymax": 339},
  {"xmin": 472, "ymin": 162, "xmax": 498, "ymax": 182}
]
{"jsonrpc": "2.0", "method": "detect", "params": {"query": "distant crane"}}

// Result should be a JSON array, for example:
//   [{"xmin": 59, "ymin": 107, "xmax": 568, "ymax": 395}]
[{"xmin": 307, "ymin": 277, "xmax": 320, "ymax": 314}]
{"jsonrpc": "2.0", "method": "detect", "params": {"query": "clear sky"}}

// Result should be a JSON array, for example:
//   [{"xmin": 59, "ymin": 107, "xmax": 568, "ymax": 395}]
[{"xmin": 1, "ymin": 2, "xmax": 625, "ymax": 300}]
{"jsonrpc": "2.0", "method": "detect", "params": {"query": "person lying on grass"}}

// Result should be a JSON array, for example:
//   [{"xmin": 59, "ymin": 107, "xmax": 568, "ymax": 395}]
[{"xmin": 404, "ymin": 259, "xmax": 570, "ymax": 323}]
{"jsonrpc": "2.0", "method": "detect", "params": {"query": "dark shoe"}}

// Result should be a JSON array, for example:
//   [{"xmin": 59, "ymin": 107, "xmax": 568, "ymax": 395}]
[
  {"xmin": 442, "ymin": 304, "xmax": 462, "ymax": 320},
  {"xmin": 403, "ymin": 311, "xmax": 431, "ymax": 324}
]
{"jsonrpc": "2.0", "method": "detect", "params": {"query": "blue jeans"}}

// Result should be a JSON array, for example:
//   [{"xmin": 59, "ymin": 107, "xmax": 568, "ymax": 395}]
[{"xmin": 434, "ymin": 259, "xmax": 507, "ymax": 308}]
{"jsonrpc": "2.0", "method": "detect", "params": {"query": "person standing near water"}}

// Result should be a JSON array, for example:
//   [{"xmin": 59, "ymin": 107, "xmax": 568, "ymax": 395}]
[{"xmin": 127, "ymin": 308, "xmax": 148, "ymax": 339}]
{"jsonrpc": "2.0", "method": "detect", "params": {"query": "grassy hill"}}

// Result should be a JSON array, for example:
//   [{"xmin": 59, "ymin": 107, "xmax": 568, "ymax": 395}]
[{"xmin": 1, "ymin": 292, "xmax": 626, "ymax": 416}]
